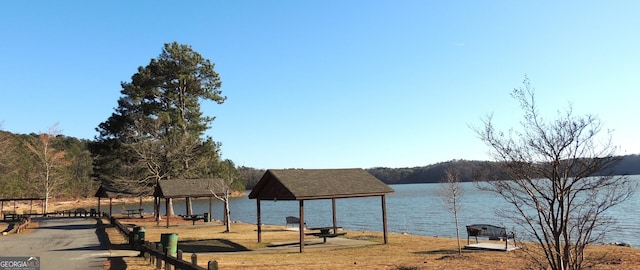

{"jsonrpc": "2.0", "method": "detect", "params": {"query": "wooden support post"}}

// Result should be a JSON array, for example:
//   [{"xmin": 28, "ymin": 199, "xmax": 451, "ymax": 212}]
[
  {"xmin": 332, "ymin": 198, "xmax": 338, "ymax": 232},
  {"xmin": 299, "ymin": 200, "xmax": 305, "ymax": 253},
  {"xmin": 165, "ymin": 198, "xmax": 170, "ymax": 228},
  {"xmin": 256, "ymin": 199, "xmax": 262, "ymax": 243},
  {"xmin": 208, "ymin": 197, "xmax": 213, "ymax": 222},
  {"xmin": 155, "ymin": 197, "xmax": 160, "ymax": 226},
  {"xmin": 186, "ymin": 197, "xmax": 191, "ymax": 216},
  {"xmin": 381, "ymin": 195, "xmax": 388, "ymax": 244}
]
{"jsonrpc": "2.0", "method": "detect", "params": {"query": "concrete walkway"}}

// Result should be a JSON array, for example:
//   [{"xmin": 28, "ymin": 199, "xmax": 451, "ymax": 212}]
[{"xmin": 0, "ymin": 217, "xmax": 137, "ymax": 270}]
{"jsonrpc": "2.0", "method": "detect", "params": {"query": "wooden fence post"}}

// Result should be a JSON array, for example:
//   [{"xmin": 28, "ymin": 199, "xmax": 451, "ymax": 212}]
[
  {"xmin": 208, "ymin": 260, "xmax": 218, "ymax": 270},
  {"xmin": 165, "ymin": 247, "xmax": 171, "ymax": 270},
  {"xmin": 191, "ymin": 253, "xmax": 198, "ymax": 266},
  {"xmin": 156, "ymin": 244, "xmax": 163, "ymax": 270},
  {"xmin": 148, "ymin": 241, "xmax": 154, "ymax": 265},
  {"xmin": 176, "ymin": 250, "xmax": 183, "ymax": 270},
  {"xmin": 144, "ymin": 241, "xmax": 151, "ymax": 264}
]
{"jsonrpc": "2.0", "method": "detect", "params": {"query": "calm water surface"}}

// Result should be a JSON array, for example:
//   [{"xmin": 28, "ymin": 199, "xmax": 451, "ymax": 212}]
[{"xmin": 135, "ymin": 175, "xmax": 640, "ymax": 246}]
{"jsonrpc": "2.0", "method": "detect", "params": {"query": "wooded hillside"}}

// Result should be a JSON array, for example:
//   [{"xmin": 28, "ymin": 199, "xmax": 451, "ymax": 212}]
[
  {"xmin": 241, "ymin": 155, "xmax": 640, "ymax": 189},
  {"xmin": 0, "ymin": 130, "xmax": 96, "ymax": 199},
  {"xmin": 367, "ymin": 155, "xmax": 640, "ymax": 184},
  {"xmin": 1, "ymin": 130, "xmax": 638, "ymax": 196}
]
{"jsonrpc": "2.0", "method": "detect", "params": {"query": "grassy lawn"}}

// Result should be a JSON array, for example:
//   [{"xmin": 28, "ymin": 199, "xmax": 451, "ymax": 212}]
[{"xmin": 105, "ymin": 216, "xmax": 640, "ymax": 270}]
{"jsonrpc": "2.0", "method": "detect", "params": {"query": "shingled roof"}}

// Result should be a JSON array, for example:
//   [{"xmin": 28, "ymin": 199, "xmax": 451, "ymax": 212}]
[
  {"xmin": 154, "ymin": 178, "xmax": 227, "ymax": 198},
  {"xmin": 248, "ymin": 168, "xmax": 394, "ymax": 200},
  {"xmin": 94, "ymin": 185, "xmax": 137, "ymax": 198}
]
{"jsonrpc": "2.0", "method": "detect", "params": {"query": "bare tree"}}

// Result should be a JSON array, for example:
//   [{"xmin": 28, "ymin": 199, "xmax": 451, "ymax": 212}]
[
  {"xmin": 474, "ymin": 77, "xmax": 637, "ymax": 270},
  {"xmin": 24, "ymin": 124, "xmax": 72, "ymax": 214},
  {"xmin": 439, "ymin": 168, "xmax": 464, "ymax": 255},
  {"xmin": 208, "ymin": 159, "xmax": 238, "ymax": 233}
]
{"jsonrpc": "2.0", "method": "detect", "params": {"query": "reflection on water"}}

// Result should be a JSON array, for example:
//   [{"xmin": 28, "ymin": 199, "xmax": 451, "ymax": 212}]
[{"xmin": 134, "ymin": 175, "xmax": 640, "ymax": 246}]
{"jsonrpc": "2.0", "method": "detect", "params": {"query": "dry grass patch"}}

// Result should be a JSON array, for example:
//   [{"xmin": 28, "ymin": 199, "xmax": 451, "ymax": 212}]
[{"xmin": 109, "ymin": 218, "xmax": 640, "ymax": 270}]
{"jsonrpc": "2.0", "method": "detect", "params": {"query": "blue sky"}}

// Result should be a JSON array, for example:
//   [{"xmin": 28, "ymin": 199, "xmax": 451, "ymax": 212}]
[{"xmin": 1, "ymin": 1, "xmax": 638, "ymax": 169}]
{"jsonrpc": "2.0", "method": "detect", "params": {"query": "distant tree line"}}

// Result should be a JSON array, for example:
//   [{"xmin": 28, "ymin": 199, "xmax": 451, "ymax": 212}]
[
  {"xmin": 233, "ymin": 154, "xmax": 640, "ymax": 190},
  {"xmin": 368, "ymin": 155, "xmax": 640, "ymax": 184}
]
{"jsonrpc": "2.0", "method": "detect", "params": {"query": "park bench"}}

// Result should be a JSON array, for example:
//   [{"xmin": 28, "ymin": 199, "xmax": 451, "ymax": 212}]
[
  {"xmin": 466, "ymin": 224, "xmax": 515, "ymax": 250},
  {"xmin": 305, "ymin": 226, "xmax": 346, "ymax": 243},
  {"xmin": 123, "ymin": 209, "xmax": 144, "ymax": 218},
  {"xmin": 182, "ymin": 214, "xmax": 206, "ymax": 225}
]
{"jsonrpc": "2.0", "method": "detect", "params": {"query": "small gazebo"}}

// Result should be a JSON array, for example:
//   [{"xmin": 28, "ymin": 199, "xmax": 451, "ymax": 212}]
[
  {"xmin": 248, "ymin": 168, "xmax": 394, "ymax": 253},
  {"xmin": 153, "ymin": 178, "xmax": 227, "ymax": 228},
  {"xmin": 94, "ymin": 186, "xmax": 138, "ymax": 216}
]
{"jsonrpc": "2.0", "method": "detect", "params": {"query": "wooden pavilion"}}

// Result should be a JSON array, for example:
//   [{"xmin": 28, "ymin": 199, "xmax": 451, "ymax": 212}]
[
  {"xmin": 94, "ymin": 186, "xmax": 139, "ymax": 216},
  {"xmin": 0, "ymin": 198, "xmax": 46, "ymax": 217},
  {"xmin": 248, "ymin": 168, "xmax": 394, "ymax": 253},
  {"xmin": 153, "ymin": 178, "xmax": 227, "ymax": 228}
]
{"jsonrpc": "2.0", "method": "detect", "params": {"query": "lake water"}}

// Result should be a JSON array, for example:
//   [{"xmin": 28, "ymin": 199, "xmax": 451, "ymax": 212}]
[{"xmin": 136, "ymin": 175, "xmax": 640, "ymax": 247}]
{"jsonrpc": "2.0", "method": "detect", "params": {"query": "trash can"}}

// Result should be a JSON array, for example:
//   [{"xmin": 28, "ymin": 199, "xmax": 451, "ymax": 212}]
[
  {"xmin": 160, "ymin": 233, "xmax": 178, "ymax": 257},
  {"xmin": 132, "ymin": 226, "xmax": 145, "ymax": 249},
  {"xmin": 90, "ymin": 209, "xmax": 96, "ymax": 217},
  {"xmin": 203, "ymin": 212, "xmax": 209, "ymax": 222},
  {"xmin": 129, "ymin": 232, "xmax": 135, "ymax": 247}
]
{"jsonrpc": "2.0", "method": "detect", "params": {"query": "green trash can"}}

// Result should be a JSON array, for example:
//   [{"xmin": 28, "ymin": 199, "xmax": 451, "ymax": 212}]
[
  {"xmin": 160, "ymin": 233, "xmax": 178, "ymax": 257},
  {"xmin": 133, "ymin": 226, "xmax": 145, "ymax": 250},
  {"xmin": 203, "ymin": 212, "xmax": 209, "ymax": 222}
]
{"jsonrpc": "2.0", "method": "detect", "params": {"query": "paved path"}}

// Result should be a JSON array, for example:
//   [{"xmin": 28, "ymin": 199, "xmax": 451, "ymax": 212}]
[{"xmin": 0, "ymin": 217, "xmax": 123, "ymax": 270}]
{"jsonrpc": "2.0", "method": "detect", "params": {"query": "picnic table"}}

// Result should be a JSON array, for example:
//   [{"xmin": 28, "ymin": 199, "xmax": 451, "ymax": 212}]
[
  {"xmin": 3, "ymin": 211, "xmax": 19, "ymax": 222},
  {"xmin": 306, "ymin": 226, "xmax": 346, "ymax": 243},
  {"xmin": 124, "ymin": 209, "xmax": 143, "ymax": 218},
  {"xmin": 182, "ymin": 214, "xmax": 205, "ymax": 225}
]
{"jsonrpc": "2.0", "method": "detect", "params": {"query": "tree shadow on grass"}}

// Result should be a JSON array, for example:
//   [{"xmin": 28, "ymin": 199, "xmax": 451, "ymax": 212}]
[
  {"xmin": 95, "ymin": 218, "xmax": 130, "ymax": 270},
  {"xmin": 178, "ymin": 239, "xmax": 250, "ymax": 253},
  {"xmin": 1, "ymin": 222, "xmax": 15, "ymax": 233},
  {"xmin": 104, "ymin": 257, "xmax": 127, "ymax": 270},
  {"xmin": 413, "ymin": 249, "xmax": 467, "ymax": 255},
  {"xmin": 95, "ymin": 218, "xmax": 131, "ymax": 250}
]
